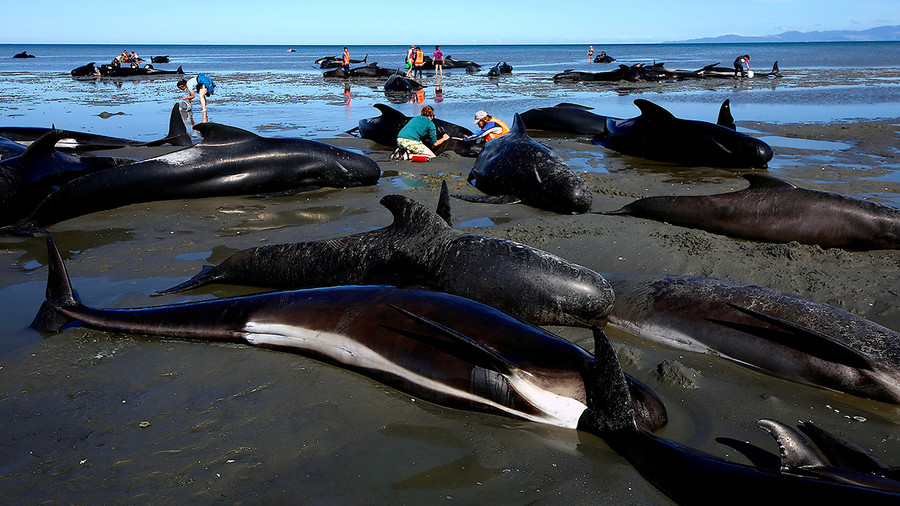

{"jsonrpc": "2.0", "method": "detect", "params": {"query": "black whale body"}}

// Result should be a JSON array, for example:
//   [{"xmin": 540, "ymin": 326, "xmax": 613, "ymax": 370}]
[
  {"xmin": 592, "ymin": 99, "xmax": 773, "ymax": 168},
  {"xmin": 2, "ymin": 123, "xmax": 380, "ymax": 234},
  {"xmin": 157, "ymin": 189, "xmax": 615, "ymax": 329},
  {"xmin": 608, "ymin": 173, "xmax": 900, "ymax": 250},
  {"xmin": 0, "ymin": 103, "xmax": 192, "ymax": 152},
  {"xmin": 357, "ymin": 104, "xmax": 479, "ymax": 157},
  {"xmin": 35, "ymin": 234, "xmax": 900, "ymax": 504},
  {"xmin": 0, "ymin": 131, "xmax": 129, "ymax": 225},
  {"xmin": 457, "ymin": 114, "xmax": 593, "ymax": 214}
]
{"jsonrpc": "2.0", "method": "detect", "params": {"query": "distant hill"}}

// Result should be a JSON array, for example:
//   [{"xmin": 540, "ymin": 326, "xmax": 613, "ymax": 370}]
[{"xmin": 679, "ymin": 25, "xmax": 900, "ymax": 43}]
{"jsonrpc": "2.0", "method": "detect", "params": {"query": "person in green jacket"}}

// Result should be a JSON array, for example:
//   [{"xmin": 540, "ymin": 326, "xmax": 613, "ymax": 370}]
[{"xmin": 394, "ymin": 105, "xmax": 449, "ymax": 159}]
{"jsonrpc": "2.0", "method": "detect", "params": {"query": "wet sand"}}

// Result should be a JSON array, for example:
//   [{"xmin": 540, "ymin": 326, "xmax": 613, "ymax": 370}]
[{"xmin": 0, "ymin": 107, "xmax": 898, "ymax": 502}]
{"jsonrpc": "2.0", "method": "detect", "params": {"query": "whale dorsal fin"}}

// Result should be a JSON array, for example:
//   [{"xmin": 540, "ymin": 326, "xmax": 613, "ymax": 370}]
[
  {"xmin": 742, "ymin": 173, "xmax": 797, "ymax": 189},
  {"xmin": 144, "ymin": 103, "xmax": 191, "ymax": 147},
  {"xmin": 22, "ymin": 130, "xmax": 66, "ymax": 160},
  {"xmin": 436, "ymin": 180, "xmax": 452, "ymax": 226},
  {"xmin": 633, "ymin": 99, "xmax": 676, "ymax": 121},
  {"xmin": 580, "ymin": 327, "xmax": 636, "ymax": 434},
  {"xmin": 193, "ymin": 123, "xmax": 261, "ymax": 144},
  {"xmin": 509, "ymin": 113, "xmax": 527, "ymax": 137},
  {"xmin": 380, "ymin": 194, "xmax": 450, "ymax": 234},
  {"xmin": 717, "ymin": 99, "xmax": 736, "ymax": 130},
  {"xmin": 164, "ymin": 102, "xmax": 191, "ymax": 145},
  {"xmin": 757, "ymin": 419, "xmax": 829, "ymax": 472},
  {"xmin": 373, "ymin": 103, "xmax": 408, "ymax": 121},
  {"xmin": 555, "ymin": 103, "xmax": 594, "ymax": 110}
]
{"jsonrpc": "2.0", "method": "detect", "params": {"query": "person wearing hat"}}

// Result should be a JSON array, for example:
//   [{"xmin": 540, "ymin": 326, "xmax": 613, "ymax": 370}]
[
  {"xmin": 394, "ymin": 105, "xmax": 449, "ymax": 160},
  {"xmin": 463, "ymin": 110, "xmax": 510, "ymax": 142}
]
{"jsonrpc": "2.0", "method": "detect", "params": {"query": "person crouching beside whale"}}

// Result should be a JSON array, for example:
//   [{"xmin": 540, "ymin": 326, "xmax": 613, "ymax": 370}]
[
  {"xmin": 393, "ymin": 105, "xmax": 449, "ymax": 160},
  {"xmin": 463, "ymin": 110, "xmax": 510, "ymax": 142},
  {"xmin": 177, "ymin": 73, "xmax": 216, "ymax": 122}
]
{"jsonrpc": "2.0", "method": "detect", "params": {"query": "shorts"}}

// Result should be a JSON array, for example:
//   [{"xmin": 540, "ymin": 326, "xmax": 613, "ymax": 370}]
[{"xmin": 397, "ymin": 137, "xmax": 427, "ymax": 154}]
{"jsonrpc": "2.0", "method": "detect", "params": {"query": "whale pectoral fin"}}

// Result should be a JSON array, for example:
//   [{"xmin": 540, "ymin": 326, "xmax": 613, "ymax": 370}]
[
  {"xmin": 713, "ymin": 303, "xmax": 875, "ymax": 370},
  {"xmin": 450, "ymin": 193, "xmax": 522, "ymax": 205},
  {"xmin": 152, "ymin": 265, "xmax": 217, "ymax": 296},
  {"xmin": 715, "ymin": 436, "xmax": 781, "ymax": 472},
  {"xmin": 386, "ymin": 303, "xmax": 514, "ymax": 375}
]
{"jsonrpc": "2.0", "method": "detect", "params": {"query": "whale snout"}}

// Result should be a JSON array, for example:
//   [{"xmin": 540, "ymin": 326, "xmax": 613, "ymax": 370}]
[
  {"xmin": 567, "ymin": 184, "xmax": 594, "ymax": 214},
  {"xmin": 751, "ymin": 139, "xmax": 774, "ymax": 167},
  {"xmin": 331, "ymin": 152, "xmax": 381, "ymax": 187}
]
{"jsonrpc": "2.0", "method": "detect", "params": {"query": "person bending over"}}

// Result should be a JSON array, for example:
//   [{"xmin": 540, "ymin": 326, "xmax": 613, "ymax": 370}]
[
  {"xmin": 177, "ymin": 73, "xmax": 216, "ymax": 117},
  {"xmin": 463, "ymin": 110, "xmax": 510, "ymax": 142},
  {"xmin": 395, "ymin": 105, "xmax": 449, "ymax": 159}
]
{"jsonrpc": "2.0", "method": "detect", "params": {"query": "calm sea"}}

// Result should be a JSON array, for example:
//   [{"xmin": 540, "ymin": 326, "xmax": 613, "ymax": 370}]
[{"xmin": 1, "ymin": 42, "xmax": 899, "ymax": 140}]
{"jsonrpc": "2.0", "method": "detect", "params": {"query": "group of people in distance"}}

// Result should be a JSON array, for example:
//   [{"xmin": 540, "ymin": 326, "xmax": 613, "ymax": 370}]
[
  {"xmin": 405, "ymin": 45, "xmax": 444, "ymax": 80},
  {"xmin": 393, "ymin": 107, "xmax": 510, "ymax": 161},
  {"xmin": 115, "ymin": 49, "xmax": 143, "ymax": 67}
]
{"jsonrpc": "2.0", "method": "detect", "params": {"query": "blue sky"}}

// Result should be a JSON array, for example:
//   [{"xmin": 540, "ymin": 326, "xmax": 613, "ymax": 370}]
[{"xmin": 4, "ymin": 0, "xmax": 898, "ymax": 45}]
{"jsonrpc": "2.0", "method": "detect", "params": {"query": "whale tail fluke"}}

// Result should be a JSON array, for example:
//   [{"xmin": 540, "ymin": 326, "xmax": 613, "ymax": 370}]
[{"xmin": 31, "ymin": 235, "xmax": 82, "ymax": 332}]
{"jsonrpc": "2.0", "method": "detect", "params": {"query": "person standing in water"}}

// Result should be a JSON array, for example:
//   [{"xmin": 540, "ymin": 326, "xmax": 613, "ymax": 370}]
[
  {"xmin": 733, "ymin": 54, "xmax": 750, "ymax": 78},
  {"xmin": 340, "ymin": 47, "xmax": 351, "ymax": 75},
  {"xmin": 177, "ymin": 73, "xmax": 216, "ymax": 122},
  {"xmin": 433, "ymin": 45, "xmax": 444, "ymax": 80}
]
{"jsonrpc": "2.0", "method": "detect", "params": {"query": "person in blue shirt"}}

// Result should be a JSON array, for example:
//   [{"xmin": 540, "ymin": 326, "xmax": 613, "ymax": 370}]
[
  {"xmin": 177, "ymin": 73, "xmax": 216, "ymax": 122},
  {"xmin": 393, "ymin": 105, "xmax": 449, "ymax": 160},
  {"xmin": 463, "ymin": 110, "xmax": 510, "ymax": 142}
]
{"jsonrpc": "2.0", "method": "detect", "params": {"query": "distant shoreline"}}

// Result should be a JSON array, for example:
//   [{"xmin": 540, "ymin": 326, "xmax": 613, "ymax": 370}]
[{"xmin": 2, "ymin": 24, "xmax": 898, "ymax": 47}]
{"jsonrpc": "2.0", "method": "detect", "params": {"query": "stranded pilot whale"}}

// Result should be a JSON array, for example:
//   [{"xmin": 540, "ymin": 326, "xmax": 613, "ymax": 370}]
[
  {"xmin": 0, "ymin": 102, "xmax": 192, "ymax": 152},
  {"xmin": 607, "ymin": 173, "xmax": 900, "ymax": 250},
  {"xmin": 156, "ymin": 185, "xmax": 614, "ymax": 328},
  {"xmin": 519, "ymin": 103, "xmax": 609, "ymax": 136},
  {"xmin": 0, "ymin": 130, "xmax": 129, "ymax": 226},
  {"xmin": 34, "ymin": 235, "xmax": 900, "ymax": 504},
  {"xmin": 33, "ymin": 234, "xmax": 665, "ymax": 435},
  {"xmin": 1, "ymin": 123, "xmax": 380, "ymax": 235},
  {"xmin": 453, "ymin": 114, "xmax": 593, "ymax": 214},
  {"xmin": 592, "ymin": 99, "xmax": 773, "ymax": 168},
  {"xmin": 603, "ymin": 272, "xmax": 900, "ymax": 404}
]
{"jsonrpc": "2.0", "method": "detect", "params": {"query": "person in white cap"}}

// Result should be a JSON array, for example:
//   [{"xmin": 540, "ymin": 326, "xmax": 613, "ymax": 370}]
[{"xmin": 463, "ymin": 110, "xmax": 510, "ymax": 142}]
